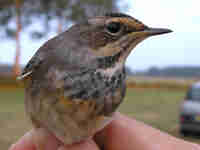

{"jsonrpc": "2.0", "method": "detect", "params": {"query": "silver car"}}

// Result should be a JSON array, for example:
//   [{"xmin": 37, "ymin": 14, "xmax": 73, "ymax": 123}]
[{"xmin": 180, "ymin": 82, "xmax": 200, "ymax": 136}]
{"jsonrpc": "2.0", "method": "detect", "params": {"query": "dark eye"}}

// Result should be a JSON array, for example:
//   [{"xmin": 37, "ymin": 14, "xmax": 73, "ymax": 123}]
[{"xmin": 106, "ymin": 22, "xmax": 121, "ymax": 34}]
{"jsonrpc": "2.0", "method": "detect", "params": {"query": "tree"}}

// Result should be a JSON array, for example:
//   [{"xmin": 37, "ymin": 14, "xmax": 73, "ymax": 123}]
[
  {"xmin": 0, "ymin": 0, "xmax": 122, "ymax": 76},
  {"xmin": 13, "ymin": 0, "xmax": 22, "ymax": 76},
  {"xmin": 0, "ymin": 0, "xmax": 120, "ymax": 38}
]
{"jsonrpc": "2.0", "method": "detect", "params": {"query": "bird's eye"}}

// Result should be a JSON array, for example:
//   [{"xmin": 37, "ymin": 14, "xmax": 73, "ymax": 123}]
[{"xmin": 106, "ymin": 22, "xmax": 121, "ymax": 34}]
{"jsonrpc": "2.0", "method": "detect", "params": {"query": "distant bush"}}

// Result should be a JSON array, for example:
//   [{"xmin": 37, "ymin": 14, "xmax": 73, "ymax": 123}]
[
  {"xmin": 127, "ymin": 76, "xmax": 196, "ymax": 91},
  {"xmin": 136, "ymin": 66, "xmax": 200, "ymax": 78}
]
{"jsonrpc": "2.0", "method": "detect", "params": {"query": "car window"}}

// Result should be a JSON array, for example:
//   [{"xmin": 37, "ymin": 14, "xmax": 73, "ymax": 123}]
[
  {"xmin": 186, "ymin": 88, "xmax": 192, "ymax": 99},
  {"xmin": 190, "ymin": 87, "xmax": 200, "ymax": 101}
]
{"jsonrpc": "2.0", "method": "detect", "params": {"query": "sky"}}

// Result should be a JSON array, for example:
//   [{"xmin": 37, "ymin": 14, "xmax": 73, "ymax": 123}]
[{"xmin": 0, "ymin": 0, "xmax": 200, "ymax": 70}]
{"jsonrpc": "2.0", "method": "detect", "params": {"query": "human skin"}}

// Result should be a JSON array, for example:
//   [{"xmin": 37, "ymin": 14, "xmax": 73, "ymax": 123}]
[{"xmin": 9, "ymin": 113, "xmax": 200, "ymax": 150}]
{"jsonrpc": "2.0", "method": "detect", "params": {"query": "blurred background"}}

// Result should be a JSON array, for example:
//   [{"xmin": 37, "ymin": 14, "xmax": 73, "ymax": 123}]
[{"xmin": 0, "ymin": 0, "xmax": 200, "ymax": 149}]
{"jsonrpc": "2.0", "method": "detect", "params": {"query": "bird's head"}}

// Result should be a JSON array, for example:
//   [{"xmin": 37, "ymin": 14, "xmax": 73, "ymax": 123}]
[{"xmin": 68, "ymin": 13, "xmax": 172, "ymax": 66}]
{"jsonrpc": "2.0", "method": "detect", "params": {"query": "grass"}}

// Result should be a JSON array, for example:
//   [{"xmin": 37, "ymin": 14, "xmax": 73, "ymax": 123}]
[
  {"xmin": 0, "ymin": 88, "xmax": 199, "ymax": 149},
  {"xmin": 0, "ymin": 88, "xmax": 31, "ymax": 149},
  {"xmin": 120, "ymin": 88, "xmax": 182, "ymax": 131}
]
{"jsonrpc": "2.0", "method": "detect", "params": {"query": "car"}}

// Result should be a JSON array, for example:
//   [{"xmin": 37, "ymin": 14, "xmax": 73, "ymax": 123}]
[{"xmin": 179, "ymin": 82, "xmax": 200, "ymax": 136}]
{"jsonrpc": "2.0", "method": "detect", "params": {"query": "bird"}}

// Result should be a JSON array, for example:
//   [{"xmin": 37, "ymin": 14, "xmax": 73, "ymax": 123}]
[{"xmin": 18, "ymin": 12, "xmax": 172, "ymax": 148}]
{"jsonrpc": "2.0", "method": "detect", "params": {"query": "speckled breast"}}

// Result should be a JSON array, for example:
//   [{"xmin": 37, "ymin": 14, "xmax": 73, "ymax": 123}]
[
  {"xmin": 63, "ymin": 67, "xmax": 127, "ymax": 116},
  {"xmin": 25, "ymin": 65, "xmax": 127, "ymax": 144}
]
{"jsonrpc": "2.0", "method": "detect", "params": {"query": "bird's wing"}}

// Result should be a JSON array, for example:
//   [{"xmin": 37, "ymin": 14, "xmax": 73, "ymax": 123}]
[
  {"xmin": 18, "ymin": 32, "xmax": 66, "ymax": 80},
  {"xmin": 17, "ymin": 50, "xmax": 44, "ymax": 80},
  {"xmin": 18, "ymin": 29, "xmax": 97, "ymax": 81}
]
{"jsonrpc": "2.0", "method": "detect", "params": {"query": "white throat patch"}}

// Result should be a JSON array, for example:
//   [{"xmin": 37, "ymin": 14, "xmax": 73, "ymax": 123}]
[{"xmin": 96, "ymin": 63, "xmax": 123, "ymax": 77}]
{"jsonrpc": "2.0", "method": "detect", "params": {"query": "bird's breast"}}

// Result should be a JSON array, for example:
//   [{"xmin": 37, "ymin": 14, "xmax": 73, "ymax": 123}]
[
  {"xmin": 62, "ymin": 64, "xmax": 126, "ymax": 116},
  {"xmin": 25, "ymin": 62, "xmax": 127, "ymax": 144}
]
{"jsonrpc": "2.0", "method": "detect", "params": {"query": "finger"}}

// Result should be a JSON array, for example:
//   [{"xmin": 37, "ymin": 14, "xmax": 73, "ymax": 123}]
[
  {"xmin": 95, "ymin": 113, "xmax": 200, "ymax": 150},
  {"xmin": 9, "ymin": 129, "xmax": 36, "ymax": 150},
  {"xmin": 94, "ymin": 112, "xmax": 147, "ymax": 150},
  {"xmin": 33, "ymin": 128, "xmax": 62, "ymax": 150},
  {"xmin": 9, "ymin": 128, "xmax": 62, "ymax": 150},
  {"xmin": 58, "ymin": 139, "xmax": 100, "ymax": 150}
]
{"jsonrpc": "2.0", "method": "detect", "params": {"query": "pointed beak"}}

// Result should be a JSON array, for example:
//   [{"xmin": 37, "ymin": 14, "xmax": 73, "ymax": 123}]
[{"xmin": 146, "ymin": 28, "xmax": 173, "ymax": 36}]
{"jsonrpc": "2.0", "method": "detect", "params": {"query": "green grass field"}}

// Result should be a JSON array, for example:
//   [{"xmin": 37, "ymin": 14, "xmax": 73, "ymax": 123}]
[{"xmin": 0, "ymin": 88, "xmax": 199, "ymax": 149}]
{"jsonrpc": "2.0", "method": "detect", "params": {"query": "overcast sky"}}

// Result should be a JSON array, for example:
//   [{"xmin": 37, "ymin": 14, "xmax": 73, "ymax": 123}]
[{"xmin": 0, "ymin": 0, "xmax": 200, "ymax": 70}]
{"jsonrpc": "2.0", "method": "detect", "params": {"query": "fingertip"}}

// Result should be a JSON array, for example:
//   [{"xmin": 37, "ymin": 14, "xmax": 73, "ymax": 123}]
[
  {"xmin": 33, "ymin": 128, "xmax": 62, "ymax": 150},
  {"xmin": 94, "ymin": 112, "xmax": 137, "ymax": 150},
  {"xmin": 9, "ymin": 130, "xmax": 36, "ymax": 150},
  {"xmin": 9, "ymin": 128, "xmax": 62, "ymax": 150}
]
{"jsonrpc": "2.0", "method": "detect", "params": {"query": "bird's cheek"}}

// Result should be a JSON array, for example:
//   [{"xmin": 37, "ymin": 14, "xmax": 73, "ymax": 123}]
[{"xmin": 127, "ymin": 31, "xmax": 149, "ymax": 40}]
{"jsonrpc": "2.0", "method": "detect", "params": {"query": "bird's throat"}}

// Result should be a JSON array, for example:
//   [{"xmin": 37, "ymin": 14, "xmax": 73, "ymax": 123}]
[{"xmin": 97, "ymin": 62, "xmax": 124, "ymax": 78}]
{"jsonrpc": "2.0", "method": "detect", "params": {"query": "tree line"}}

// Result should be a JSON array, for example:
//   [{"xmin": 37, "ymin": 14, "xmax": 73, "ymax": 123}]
[{"xmin": 135, "ymin": 66, "xmax": 200, "ymax": 78}]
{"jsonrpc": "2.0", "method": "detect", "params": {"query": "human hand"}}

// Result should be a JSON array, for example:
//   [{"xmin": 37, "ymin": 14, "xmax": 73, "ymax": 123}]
[
  {"xmin": 9, "ymin": 113, "xmax": 200, "ymax": 150},
  {"xmin": 9, "ymin": 129, "xmax": 99, "ymax": 150}
]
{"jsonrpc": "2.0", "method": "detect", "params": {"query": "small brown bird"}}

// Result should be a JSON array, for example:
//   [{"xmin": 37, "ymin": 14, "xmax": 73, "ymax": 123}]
[{"xmin": 18, "ymin": 12, "xmax": 172, "ymax": 148}]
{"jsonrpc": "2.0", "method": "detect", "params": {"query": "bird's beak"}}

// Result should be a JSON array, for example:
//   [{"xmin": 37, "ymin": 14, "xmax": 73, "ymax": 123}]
[
  {"xmin": 128, "ymin": 27, "xmax": 172, "ymax": 39},
  {"xmin": 145, "ymin": 27, "xmax": 173, "ymax": 36}
]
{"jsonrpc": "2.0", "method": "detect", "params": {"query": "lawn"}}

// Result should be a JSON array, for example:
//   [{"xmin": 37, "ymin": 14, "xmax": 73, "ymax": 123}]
[{"xmin": 0, "ymin": 87, "xmax": 199, "ymax": 149}]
